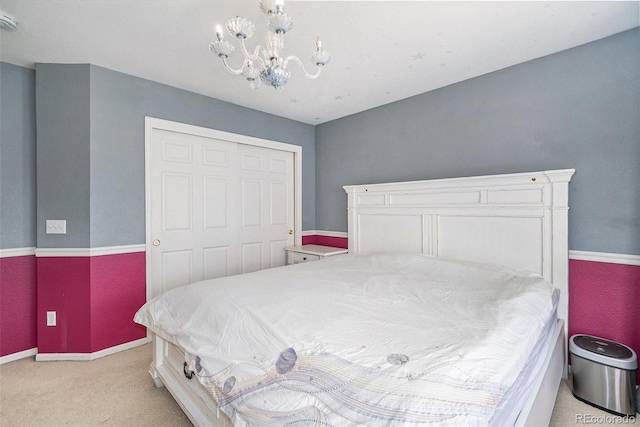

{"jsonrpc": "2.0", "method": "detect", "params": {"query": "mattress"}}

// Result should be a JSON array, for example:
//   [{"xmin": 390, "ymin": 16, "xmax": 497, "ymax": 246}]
[
  {"xmin": 135, "ymin": 253, "xmax": 559, "ymax": 426},
  {"xmin": 489, "ymin": 298, "xmax": 558, "ymax": 425}
]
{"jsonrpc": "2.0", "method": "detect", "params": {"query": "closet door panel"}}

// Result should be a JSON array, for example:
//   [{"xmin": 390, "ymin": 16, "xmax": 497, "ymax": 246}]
[
  {"xmin": 149, "ymin": 126, "xmax": 297, "ymax": 300},
  {"xmin": 238, "ymin": 144, "xmax": 295, "ymax": 271},
  {"xmin": 150, "ymin": 129, "xmax": 238, "ymax": 299}
]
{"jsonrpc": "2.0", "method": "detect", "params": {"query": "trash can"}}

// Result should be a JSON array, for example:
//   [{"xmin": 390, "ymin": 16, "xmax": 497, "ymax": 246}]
[{"xmin": 570, "ymin": 334, "xmax": 637, "ymax": 416}]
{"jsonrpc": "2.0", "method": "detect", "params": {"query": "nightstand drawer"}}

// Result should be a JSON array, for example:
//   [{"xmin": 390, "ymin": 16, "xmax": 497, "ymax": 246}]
[
  {"xmin": 285, "ymin": 245, "xmax": 348, "ymax": 266},
  {"xmin": 291, "ymin": 252, "xmax": 320, "ymax": 263}
]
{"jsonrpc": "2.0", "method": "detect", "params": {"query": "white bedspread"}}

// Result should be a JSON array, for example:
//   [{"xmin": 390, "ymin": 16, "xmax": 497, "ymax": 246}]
[{"xmin": 134, "ymin": 253, "xmax": 559, "ymax": 426}]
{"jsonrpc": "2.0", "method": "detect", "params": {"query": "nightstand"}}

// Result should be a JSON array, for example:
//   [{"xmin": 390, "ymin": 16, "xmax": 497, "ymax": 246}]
[{"xmin": 285, "ymin": 244, "xmax": 348, "ymax": 265}]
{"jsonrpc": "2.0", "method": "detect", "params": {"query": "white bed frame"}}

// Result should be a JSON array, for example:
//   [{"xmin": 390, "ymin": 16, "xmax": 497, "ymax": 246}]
[{"xmin": 148, "ymin": 169, "xmax": 575, "ymax": 427}]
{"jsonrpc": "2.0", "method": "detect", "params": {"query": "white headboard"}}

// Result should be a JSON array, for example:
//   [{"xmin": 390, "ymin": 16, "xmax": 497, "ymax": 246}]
[{"xmin": 343, "ymin": 169, "xmax": 575, "ymax": 325}]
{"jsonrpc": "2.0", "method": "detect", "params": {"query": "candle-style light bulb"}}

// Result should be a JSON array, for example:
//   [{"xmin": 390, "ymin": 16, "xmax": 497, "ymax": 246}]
[
  {"xmin": 275, "ymin": 0, "xmax": 284, "ymax": 13},
  {"xmin": 316, "ymin": 35, "xmax": 322, "ymax": 49},
  {"xmin": 215, "ymin": 24, "xmax": 223, "ymax": 41}
]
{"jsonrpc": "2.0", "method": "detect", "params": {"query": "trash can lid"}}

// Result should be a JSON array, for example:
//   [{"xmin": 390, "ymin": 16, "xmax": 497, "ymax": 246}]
[{"xmin": 570, "ymin": 335, "xmax": 637, "ymax": 370}]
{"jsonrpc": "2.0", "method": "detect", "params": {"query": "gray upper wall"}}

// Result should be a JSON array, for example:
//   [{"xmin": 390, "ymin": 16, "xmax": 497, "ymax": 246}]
[
  {"xmin": 36, "ymin": 64, "xmax": 92, "ymax": 248},
  {"xmin": 315, "ymin": 28, "xmax": 640, "ymax": 255},
  {"xmin": 35, "ymin": 64, "xmax": 315, "ymax": 248},
  {"xmin": 0, "ymin": 62, "xmax": 36, "ymax": 249},
  {"xmin": 3, "ymin": 28, "xmax": 638, "ymax": 253}
]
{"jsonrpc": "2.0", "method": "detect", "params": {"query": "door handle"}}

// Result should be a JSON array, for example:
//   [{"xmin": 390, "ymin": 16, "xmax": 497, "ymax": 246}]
[
  {"xmin": 153, "ymin": 239, "xmax": 161, "ymax": 247},
  {"xmin": 288, "ymin": 230, "xmax": 293, "ymax": 235}
]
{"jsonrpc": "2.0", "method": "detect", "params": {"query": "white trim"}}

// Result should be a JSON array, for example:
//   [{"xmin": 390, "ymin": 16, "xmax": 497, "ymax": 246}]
[
  {"xmin": 0, "ymin": 247, "xmax": 36, "ymax": 258},
  {"xmin": 29, "ymin": 245, "xmax": 639, "ymax": 265},
  {"xmin": 35, "ymin": 337, "xmax": 150, "ymax": 362},
  {"xmin": 86, "ymin": 244, "xmax": 146, "ymax": 256},
  {"xmin": 145, "ymin": 117, "xmax": 302, "ymax": 155},
  {"xmin": 0, "ymin": 347, "xmax": 37, "ymax": 365},
  {"xmin": 301, "ymin": 230, "xmax": 348, "ymax": 238},
  {"xmin": 35, "ymin": 244, "xmax": 146, "ymax": 258},
  {"xmin": 570, "ymin": 250, "xmax": 640, "ymax": 266}
]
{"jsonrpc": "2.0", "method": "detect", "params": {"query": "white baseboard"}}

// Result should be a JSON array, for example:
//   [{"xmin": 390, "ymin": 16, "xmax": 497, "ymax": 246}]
[
  {"xmin": 35, "ymin": 337, "xmax": 151, "ymax": 362},
  {"xmin": 0, "ymin": 347, "xmax": 38, "ymax": 365}
]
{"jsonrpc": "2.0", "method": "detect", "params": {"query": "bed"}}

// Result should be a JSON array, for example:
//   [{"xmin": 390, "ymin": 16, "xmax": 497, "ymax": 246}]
[{"xmin": 135, "ymin": 168, "xmax": 575, "ymax": 426}]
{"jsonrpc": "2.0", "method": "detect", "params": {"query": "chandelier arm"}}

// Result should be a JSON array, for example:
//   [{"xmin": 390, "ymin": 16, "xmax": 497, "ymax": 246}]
[
  {"xmin": 283, "ymin": 55, "xmax": 323, "ymax": 79},
  {"xmin": 240, "ymin": 39, "xmax": 269, "ymax": 68},
  {"xmin": 220, "ymin": 57, "xmax": 245, "ymax": 75}
]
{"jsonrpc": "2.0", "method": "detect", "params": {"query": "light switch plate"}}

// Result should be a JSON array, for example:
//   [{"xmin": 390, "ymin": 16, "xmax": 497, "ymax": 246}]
[{"xmin": 46, "ymin": 220, "xmax": 66, "ymax": 234}]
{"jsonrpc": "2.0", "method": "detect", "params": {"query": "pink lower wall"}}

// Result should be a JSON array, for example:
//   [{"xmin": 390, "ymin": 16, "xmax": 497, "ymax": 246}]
[
  {"xmin": 2, "ymin": 239, "xmax": 638, "ymax": 380},
  {"xmin": 36, "ymin": 252, "xmax": 146, "ymax": 354},
  {"xmin": 0, "ymin": 255, "xmax": 37, "ymax": 357},
  {"xmin": 302, "ymin": 234, "xmax": 348, "ymax": 249},
  {"xmin": 569, "ymin": 260, "xmax": 640, "ymax": 371},
  {"xmin": 37, "ymin": 257, "xmax": 92, "ymax": 353},
  {"xmin": 90, "ymin": 252, "xmax": 147, "ymax": 352}
]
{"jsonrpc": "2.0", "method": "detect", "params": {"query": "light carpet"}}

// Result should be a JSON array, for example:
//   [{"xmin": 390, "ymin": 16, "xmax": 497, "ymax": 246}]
[{"xmin": 0, "ymin": 343, "xmax": 636, "ymax": 426}]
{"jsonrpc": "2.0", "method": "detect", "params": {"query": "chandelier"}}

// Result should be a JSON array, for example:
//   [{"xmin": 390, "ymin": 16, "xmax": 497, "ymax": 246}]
[{"xmin": 209, "ymin": 0, "xmax": 331, "ymax": 90}]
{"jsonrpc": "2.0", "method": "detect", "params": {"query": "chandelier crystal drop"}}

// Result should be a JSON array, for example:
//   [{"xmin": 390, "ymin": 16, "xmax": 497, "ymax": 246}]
[{"xmin": 209, "ymin": 0, "xmax": 330, "ymax": 90}]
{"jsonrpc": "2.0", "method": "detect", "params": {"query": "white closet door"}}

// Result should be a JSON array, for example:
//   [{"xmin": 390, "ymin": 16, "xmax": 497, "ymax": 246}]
[
  {"xmin": 238, "ymin": 144, "xmax": 295, "ymax": 273},
  {"xmin": 150, "ymin": 129, "xmax": 239, "ymax": 298},
  {"xmin": 149, "ymin": 127, "xmax": 296, "ymax": 299}
]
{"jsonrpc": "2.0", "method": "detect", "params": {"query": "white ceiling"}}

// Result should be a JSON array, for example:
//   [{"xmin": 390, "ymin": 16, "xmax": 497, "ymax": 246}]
[{"xmin": 1, "ymin": 1, "xmax": 638, "ymax": 124}]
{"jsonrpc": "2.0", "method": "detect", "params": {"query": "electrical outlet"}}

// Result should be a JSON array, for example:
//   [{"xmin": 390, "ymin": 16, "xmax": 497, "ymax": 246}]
[{"xmin": 46, "ymin": 311, "xmax": 56, "ymax": 326}]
